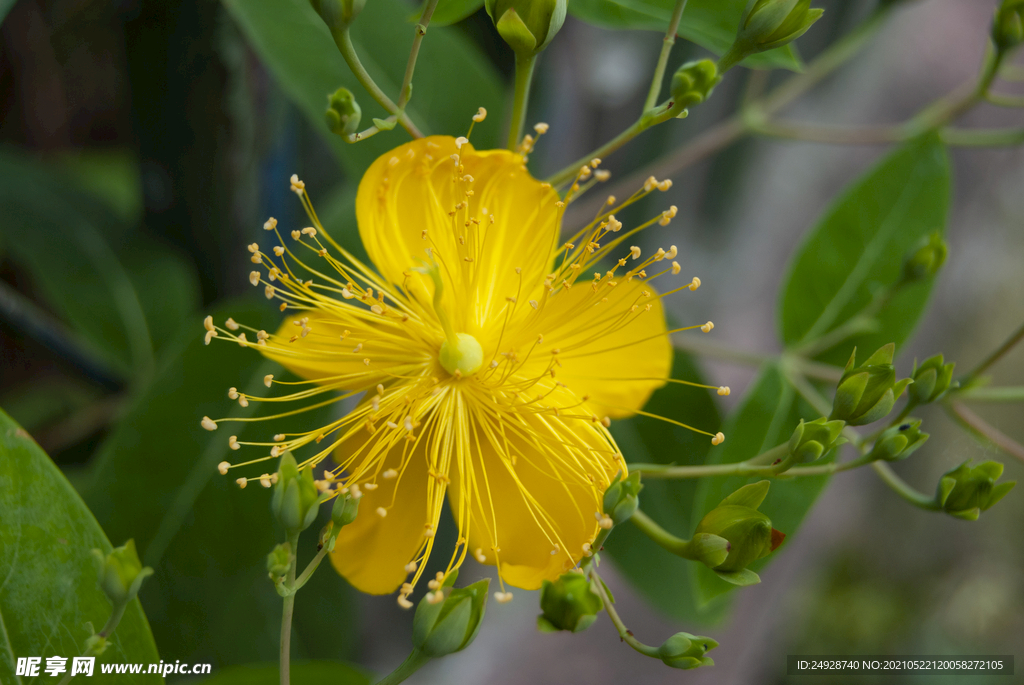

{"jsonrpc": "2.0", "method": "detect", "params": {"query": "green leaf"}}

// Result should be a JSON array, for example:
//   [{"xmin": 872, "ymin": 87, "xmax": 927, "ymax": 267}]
[
  {"xmin": 413, "ymin": 0, "xmax": 485, "ymax": 26},
  {"xmin": 191, "ymin": 661, "xmax": 370, "ymax": 685},
  {"xmin": 606, "ymin": 351, "xmax": 730, "ymax": 624},
  {"xmin": 779, "ymin": 134, "xmax": 951, "ymax": 366},
  {"xmin": 0, "ymin": 409, "xmax": 161, "ymax": 684},
  {"xmin": 80, "ymin": 299, "xmax": 358, "ymax": 666},
  {"xmin": 690, "ymin": 365, "xmax": 827, "ymax": 606},
  {"xmin": 568, "ymin": 0, "xmax": 803, "ymax": 71},
  {"xmin": 223, "ymin": 0, "xmax": 504, "ymax": 179}
]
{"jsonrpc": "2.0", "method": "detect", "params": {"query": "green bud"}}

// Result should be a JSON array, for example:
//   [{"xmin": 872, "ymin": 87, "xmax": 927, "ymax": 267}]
[
  {"xmin": 993, "ymin": 0, "xmax": 1024, "ymax": 52},
  {"xmin": 669, "ymin": 60, "xmax": 721, "ymax": 111},
  {"xmin": 657, "ymin": 632, "xmax": 719, "ymax": 670},
  {"xmin": 271, "ymin": 452, "xmax": 329, "ymax": 533},
  {"xmin": 536, "ymin": 572, "xmax": 603, "ymax": 633},
  {"xmin": 739, "ymin": 0, "xmax": 824, "ymax": 52},
  {"xmin": 413, "ymin": 573, "xmax": 490, "ymax": 657},
  {"xmin": 602, "ymin": 471, "xmax": 642, "ymax": 526},
  {"xmin": 692, "ymin": 481, "xmax": 784, "ymax": 585},
  {"xmin": 901, "ymin": 232, "xmax": 948, "ymax": 283},
  {"xmin": 788, "ymin": 417, "xmax": 846, "ymax": 463},
  {"xmin": 907, "ymin": 354, "xmax": 956, "ymax": 406},
  {"xmin": 936, "ymin": 460, "xmax": 1016, "ymax": 520},
  {"xmin": 325, "ymin": 87, "xmax": 362, "ymax": 138},
  {"xmin": 331, "ymin": 491, "xmax": 360, "ymax": 528},
  {"xmin": 867, "ymin": 418, "xmax": 929, "ymax": 462},
  {"xmin": 829, "ymin": 344, "xmax": 912, "ymax": 426},
  {"xmin": 267, "ymin": 542, "xmax": 294, "ymax": 581},
  {"xmin": 485, "ymin": 0, "xmax": 566, "ymax": 57},
  {"xmin": 90, "ymin": 539, "xmax": 154, "ymax": 607},
  {"xmin": 308, "ymin": 0, "xmax": 366, "ymax": 31},
  {"xmin": 686, "ymin": 533, "xmax": 731, "ymax": 569},
  {"xmin": 85, "ymin": 633, "xmax": 108, "ymax": 656}
]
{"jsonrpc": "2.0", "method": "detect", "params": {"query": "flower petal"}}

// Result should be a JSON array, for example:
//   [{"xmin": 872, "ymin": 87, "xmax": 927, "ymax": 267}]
[{"xmin": 356, "ymin": 136, "xmax": 560, "ymax": 330}]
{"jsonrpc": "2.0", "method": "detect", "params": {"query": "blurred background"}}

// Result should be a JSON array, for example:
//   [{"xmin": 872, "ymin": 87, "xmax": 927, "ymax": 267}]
[{"xmin": 1, "ymin": 0, "xmax": 1022, "ymax": 683}]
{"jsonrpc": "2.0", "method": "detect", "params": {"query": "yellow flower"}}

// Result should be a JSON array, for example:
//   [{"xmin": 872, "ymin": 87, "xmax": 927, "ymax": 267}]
[{"xmin": 205, "ymin": 135, "xmax": 713, "ymax": 606}]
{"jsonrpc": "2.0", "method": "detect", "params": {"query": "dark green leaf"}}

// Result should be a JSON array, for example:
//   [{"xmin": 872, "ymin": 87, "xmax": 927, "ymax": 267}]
[
  {"xmin": 568, "ymin": 0, "xmax": 803, "ymax": 71},
  {"xmin": 606, "ymin": 351, "xmax": 730, "ymax": 624},
  {"xmin": 690, "ymin": 365, "xmax": 827, "ymax": 605},
  {"xmin": 778, "ymin": 134, "xmax": 951, "ymax": 366},
  {"xmin": 190, "ymin": 661, "xmax": 370, "ymax": 685},
  {"xmin": 413, "ymin": 0, "xmax": 485, "ymax": 27},
  {"xmin": 81, "ymin": 299, "xmax": 358, "ymax": 667},
  {"xmin": 0, "ymin": 409, "xmax": 161, "ymax": 685},
  {"xmin": 223, "ymin": 0, "xmax": 505, "ymax": 179}
]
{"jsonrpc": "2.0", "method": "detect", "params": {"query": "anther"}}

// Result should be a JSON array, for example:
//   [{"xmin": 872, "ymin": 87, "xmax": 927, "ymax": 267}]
[
  {"xmin": 384, "ymin": 469, "xmax": 398, "ymax": 479},
  {"xmin": 455, "ymin": 136, "xmax": 469, "ymax": 149},
  {"xmin": 712, "ymin": 432, "xmax": 725, "ymax": 446},
  {"xmin": 228, "ymin": 387, "xmax": 239, "ymax": 399},
  {"xmin": 204, "ymin": 330, "xmax": 217, "ymax": 345},
  {"xmin": 607, "ymin": 215, "xmax": 622, "ymax": 232},
  {"xmin": 594, "ymin": 169, "xmax": 610, "ymax": 181},
  {"xmin": 236, "ymin": 477, "xmax": 247, "ymax": 489},
  {"xmin": 265, "ymin": 285, "xmax": 275, "ymax": 299},
  {"xmin": 718, "ymin": 386, "xmax": 731, "ymax": 396},
  {"xmin": 260, "ymin": 474, "xmax": 272, "ymax": 488},
  {"xmin": 494, "ymin": 592, "xmax": 514, "ymax": 604},
  {"xmin": 272, "ymin": 246, "xmax": 284, "ymax": 257},
  {"xmin": 226, "ymin": 318, "xmax": 240, "ymax": 331},
  {"xmin": 657, "ymin": 179, "xmax": 673, "ymax": 191},
  {"xmin": 263, "ymin": 374, "xmax": 274, "ymax": 388},
  {"xmin": 228, "ymin": 436, "xmax": 240, "ymax": 450},
  {"xmin": 289, "ymin": 174, "xmax": 305, "ymax": 194},
  {"xmin": 601, "ymin": 416, "xmax": 612, "ymax": 428},
  {"xmin": 426, "ymin": 590, "xmax": 444, "ymax": 604},
  {"xmin": 701, "ymin": 321, "xmax": 714, "ymax": 333},
  {"xmin": 363, "ymin": 483, "xmax": 378, "ymax": 491},
  {"xmin": 474, "ymin": 547, "xmax": 486, "ymax": 563},
  {"xmin": 238, "ymin": 394, "xmax": 249, "ymax": 408},
  {"xmin": 405, "ymin": 561, "xmax": 418, "ymax": 573},
  {"xmin": 534, "ymin": 122, "xmax": 549, "ymax": 134},
  {"xmin": 630, "ymin": 246, "xmax": 641, "ymax": 260},
  {"xmin": 264, "ymin": 217, "xmax": 277, "ymax": 231},
  {"xmin": 301, "ymin": 226, "xmax": 317, "ymax": 237},
  {"xmin": 472, "ymin": 107, "xmax": 487, "ymax": 122},
  {"xmin": 376, "ymin": 507, "xmax": 388, "ymax": 518},
  {"xmin": 217, "ymin": 461, "xmax": 230, "ymax": 475},
  {"xmin": 671, "ymin": 261, "xmax": 681, "ymax": 275},
  {"xmin": 291, "ymin": 229, "xmax": 301, "ymax": 240},
  {"xmin": 666, "ymin": 245, "xmax": 678, "ymax": 259},
  {"xmin": 203, "ymin": 315, "xmax": 215, "ymax": 331},
  {"xmin": 599, "ymin": 516, "xmax": 614, "ymax": 530},
  {"xmin": 397, "ymin": 595, "xmax": 414, "ymax": 609},
  {"xmin": 689, "ymin": 277, "xmax": 701, "ymax": 291}
]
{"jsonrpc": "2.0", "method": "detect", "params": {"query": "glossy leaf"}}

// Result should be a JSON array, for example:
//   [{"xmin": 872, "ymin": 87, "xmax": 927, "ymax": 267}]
[
  {"xmin": 413, "ymin": 0, "xmax": 485, "ymax": 26},
  {"xmin": 0, "ymin": 409, "xmax": 161, "ymax": 684},
  {"xmin": 223, "ymin": 0, "xmax": 504, "ymax": 179},
  {"xmin": 606, "ymin": 351, "xmax": 730, "ymax": 624},
  {"xmin": 779, "ymin": 134, "xmax": 950, "ymax": 366},
  {"xmin": 690, "ymin": 365, "xmax": 827, "ymax": 605},
  {"xmin": 81, "ymin": 299, "xmax": 358, "ymax": 667},
  {"xmin": 192, "ymin": 661, "xmax": 370, "ymax": 685},
  {"xmin": 568, "ymin": 0, "xmax": 803, "ymax": 71}
]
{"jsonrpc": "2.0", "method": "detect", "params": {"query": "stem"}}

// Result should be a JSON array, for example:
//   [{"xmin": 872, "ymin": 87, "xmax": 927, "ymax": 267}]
[
  {"xmin": 507, "ymin": 53, "xmax": 537, "ymax": 151},
  {"xmin": 643, "ymin": 0, "xmax": 689, "ymax": 111},
  {"xmin": 781, "ymin": 452, "xmax": 876, "ymax": 477},
  {"xmin": 963, "ymin": 320, "xmax": 1024, "ymax": 383},
  {"xmin": 955, "ymin": 386, "xmax": 1024, "ymax": 403},
  {"xmin": 945, "ymin": 401, "xmax": 1024, "ymax": 464},
  {"xmin": 872, "ymin": 461, "xmax": 940, "ymax": 511},
  {"xmin": 985, "ymin": 91, "xmax": 1024, "ymax": 107},
  {"xmin": 375, "ymin": 649, "xmax": 431, "ymax": 685},
  {"xmin": 589, "ymin": 568, "xmax": 660, "ymax": 658},
  {"xmin": 56, "ymin": 599, "xmax": 130, "ymax": 685},
  {"xmin": 632, "ymin": 442, "xmax": 791, "ymax": 479},
  {"xmin": 630, "ymin": 509, "xmax": 700, "ymax": 558},
  {"xmin": 331, "ymin": 28, "xmax": 424, "ymax": 139},
  {"xmin": 941, "ymin": 126, "xmax": 1024, "ymax": 146},
  {"xmin": 280, "ymin": 532, "xmax": 299, "ymax": 685},
  {"xmin": 397, "ymin": 0, "xmax": 440, "ymax": 111},
  {"xmin": 291, "ymin": 546, "xmax": 329, "ymax": 592}
]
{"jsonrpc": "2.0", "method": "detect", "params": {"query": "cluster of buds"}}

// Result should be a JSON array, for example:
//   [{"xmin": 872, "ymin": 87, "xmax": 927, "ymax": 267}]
[
  {"xmin": 412, "ymin": 571, "xmax": 490, "ymax": 657},
  {"xmin": 993, "ymin": 0, "xmax": 1024, "ymax": 53},
  {"xmin": 91, "ymin": 540, "xmax": 154, "ymax": 608},
  {"xmin": 325, "ymin": 87, "xmax": 362, "ymax": 138},
  {"xmin": 936, "ymin": 460, "xmax": 1016, "ymax": 520},
  {"xmin": 536, "ymin": 572, "xmax": 604, "ymax": 633},
  {"xmin": 866, "ymin": 418, "xmax": 929, "ymax": 462},
  {"xmin": 692, "ymin": 481, "xmax": 784, "ymax": 586},
  {"xmin": 906, "ymin": 354, "xmax": 956, "ymax": 407},
  {"xmin": 271, "ymin": 452, "xmax": 332, "ymax": 535},
  {"xmin": 602, "ymin": 471, "xmax": 642, "ymax": 526},
  {"xmin": 657, "ymin": 632, "xmax": 719, "ymax": 670},
  {"xmin": 485, "ymin": 0, "xmax": 566, "ymax": 58},
  {"xmin": 788, "ymin": 417, "xmax": 846, "ymax": 463},
  {"xmin": 669, "ymin": 60, "xmax": 721, "ymax": 113},
  {"xmin": 901, "ymin": 232, "xmax": 948, "ymax": 284},
  {"xmin": 829, "ymin": 344, "xmax": 912, "ymax": 426}
]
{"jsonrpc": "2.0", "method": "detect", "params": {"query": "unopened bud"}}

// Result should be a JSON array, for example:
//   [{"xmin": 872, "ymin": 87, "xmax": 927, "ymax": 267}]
[
  {"xmin": 657, "ymin": 632, "xmax": 719, "ymax": 670},
  {"xmin": 993, "ymin": 0, "xmax": 1024, "ymax": 52},
  {"xmin": 907, "ymin": 353, "xmax": 956, "ymax": 406},
  {"xmin": 901, "ymin": 232, "xmax": 948, "ymax": 283},
  {"xmin": 308, "ymin": 0, "xmax": 366, "ymax": 30},
  {"xmin": 692, "ymin": 481, "xmax": 783, "ymax": 586},
  {"xmin": 271, "ymin": 451, "xmax": 329, "ymax": 533},
  {"xmin": 326, "ymin": 87, "xmax": 362, "ymax": 138},
  {"xmin": 90, "ymin": 539, "xmax": 153, "ymax": 607},
  {"xmin": 669, "ymin": 60, "xmax": 721, "ymax": 112},
  {"xmin": 602, "ymin": 470, "xmax": 642, "ymax": 526},
  {"xmin": 413, "ymin": 571, "xmax": 490, "ymax": 657},
  {"xmin": 267, "ymin": 542, "xmax": 294, "ymax": 582},
  {"xmin": 536, "ymin": 572, "xmax": 603, "ymax": 633},
  {"xmin": 936, "ymin": 460, "xmax": 1016, "ymax": 520},
  {"xmin": 867, "ymin": 418, "xmax": 929, "ymax": 462},
  {"xmin": 331, "ymin": 490, "xmax": 360, "ymax": 529},
  {"xmin": 485, "ymin": 0, "xmax": 567, "ymax": 57},
  {"xmin": 829, "ymin": 344, "xmax": 912, "ymax": 426},
  {"xmin": 788, "ymin": 417, "xmax": 846, "ymax": 463}
]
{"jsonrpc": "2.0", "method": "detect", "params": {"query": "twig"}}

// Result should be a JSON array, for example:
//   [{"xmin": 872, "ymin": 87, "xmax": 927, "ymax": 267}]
[{"xmin": 946, "ymin": 401, "xmax": 1024, "ymax": 464}]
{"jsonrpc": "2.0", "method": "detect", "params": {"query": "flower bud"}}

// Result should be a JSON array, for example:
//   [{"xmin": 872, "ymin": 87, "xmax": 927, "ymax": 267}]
[
  {"xmin": 738, "ymin": 0, "xmax": 824, "ymax": 52},
  {"xmin": 267, "ymin": 542, "xmax": 294, "ymax": 582},
  {"xmin": 413, "ymin": 572, "xmax": 490, "ymax": 657},
  {"xmin": 669, "ymin": 60, "xmax": 721, "ymax": 111},
  {"xmin": 936, "ymin": 460, "xmax": 1016, "ymax": 520},
  {"xmin": 602, "ymin": 471, "xmax": 642, "ymax": 526},
  {"xmin": 308, "ymin": 0, "xmax": 366, "ymax": 31},
  {"xmin": 536, "ymin": 572, "xmax": 603, "ymax": 633},
  {"xmin": 271, "ymin": 451, "xmax": 328, "ymax": 533},
  {"xmin": 788, "ymin": 417, "xmax": 846, "ymax": 463},
  {"xmin": 484, "ymin": 0, "xmax": 567, "ymax": 57},
  {"xmin": 906, "ymin": 354, "xmax": 956, "ymax": 406},
  {"xmin": 867, "ymin": 418, "xmax": 929, "ymax": 462},
  {"xmin": 692, "ymin": 481, "xmax": 784, "ymax": 586},
  {"xmin": 829, "ymin": 344, "xmax": 912, "ymax": 426},
  {"xmin": 657, "ymin": 632, "xmax": 718, "ymax": 670},
  {"xmin": 325, "ymin": 87, "xmax": 362, "ymax": 138},
  {"xmin": 90, "ymin": 539, "xmax": 153, "ymax": 606},
  {"xmin": 901, "ymin": 232, "xmax": 948, "ymax": 283},
  {"xmin": 331, "ymin": 490, "xmax": 360, "ymax": 528},
  {"xmin": 993, "ymin": 0, "xmax": 1024, "ymax": 52}
]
